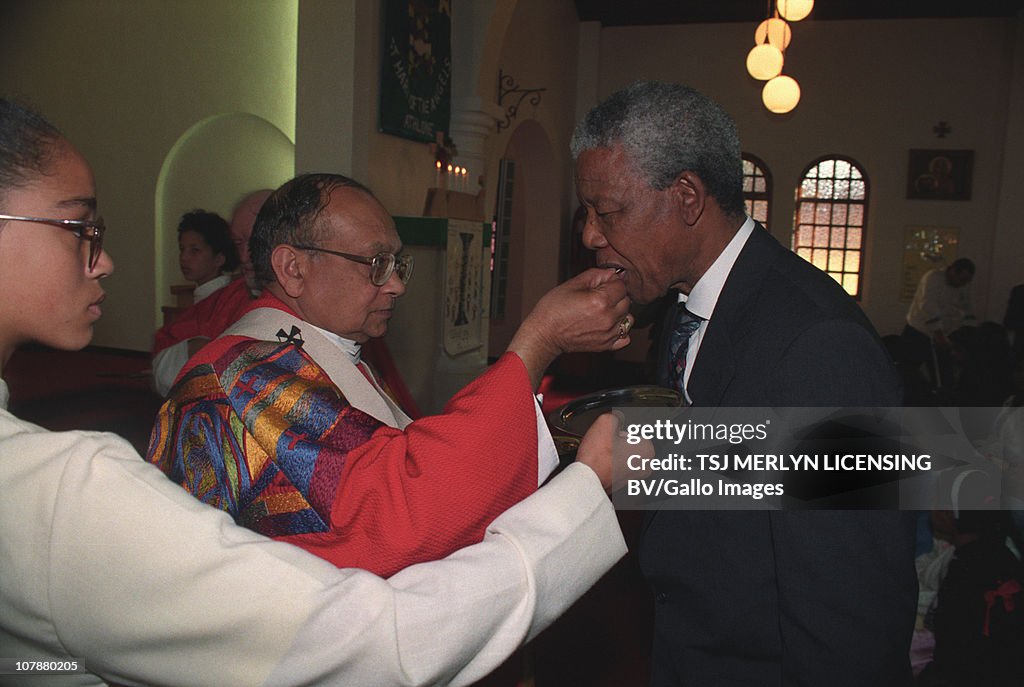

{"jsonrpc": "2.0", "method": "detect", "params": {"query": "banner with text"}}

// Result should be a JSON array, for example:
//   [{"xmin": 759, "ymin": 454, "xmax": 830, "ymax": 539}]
[{"xmin": 380, "ymin": 0, "xmax": 452, "ymax": 143}]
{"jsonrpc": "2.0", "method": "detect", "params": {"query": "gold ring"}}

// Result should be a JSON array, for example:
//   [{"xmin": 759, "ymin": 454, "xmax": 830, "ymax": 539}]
[{"xmin": 618, "ymin": 317, "xmax": 632, "ymax": 338}]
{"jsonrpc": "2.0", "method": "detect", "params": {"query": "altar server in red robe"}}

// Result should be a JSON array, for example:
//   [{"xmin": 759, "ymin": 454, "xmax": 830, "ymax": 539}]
[{"xmin": 151, "ymin": 190, "xmax": 269, "ymax": 395}]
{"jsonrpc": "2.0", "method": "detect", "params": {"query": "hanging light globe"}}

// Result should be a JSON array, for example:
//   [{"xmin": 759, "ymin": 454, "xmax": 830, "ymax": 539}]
[
  {"xmin": 755, "ymin": 17, "xmax": 791, "ymax": 49},
  {"xmin": 762, "ymin": 75, "xmax": 801, "ymax": 113},
  {"xmin": 777, "ymin": 0, "xmax": 814, "ymax": 22},
  {"xmin": 746, "ymin": 44, "xmax": 784, "ymax": 81}
]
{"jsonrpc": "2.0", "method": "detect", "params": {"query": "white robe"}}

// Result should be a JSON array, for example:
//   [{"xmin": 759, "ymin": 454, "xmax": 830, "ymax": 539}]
[{"xmin": 0, "ymin": 377, "xmax": 625, "ymax": 686}]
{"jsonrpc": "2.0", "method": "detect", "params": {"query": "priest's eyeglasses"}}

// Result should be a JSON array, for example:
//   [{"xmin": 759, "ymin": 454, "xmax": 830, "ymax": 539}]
[
  {"xmin": 293, "ymin": 245, "xmax": 414, "ymax": 286},
  {"xmin": 0, "ymin": 213, "xmax": 106, "ymax": 272}
]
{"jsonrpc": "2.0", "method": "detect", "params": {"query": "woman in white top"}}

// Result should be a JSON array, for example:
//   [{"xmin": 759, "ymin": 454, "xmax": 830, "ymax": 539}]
[{"xmin": 0, "ymin": 96, "xmax": 626, "ymax": 686}]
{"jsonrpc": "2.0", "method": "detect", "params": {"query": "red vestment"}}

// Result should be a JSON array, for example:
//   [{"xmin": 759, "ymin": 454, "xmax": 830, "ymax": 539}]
[
  {"xmin": 148, "ymin": 293, "xmax": 539, "ymax": 577},
  {"xmin": 153, "ymin": 277, "xmax": 254, "ymax": 355}
]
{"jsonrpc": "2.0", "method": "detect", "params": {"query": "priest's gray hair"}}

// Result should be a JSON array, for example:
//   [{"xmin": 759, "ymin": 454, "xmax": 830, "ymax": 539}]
[{"xmin": 570, "ymin": 81, "xmax": 746, "ymax": 217}]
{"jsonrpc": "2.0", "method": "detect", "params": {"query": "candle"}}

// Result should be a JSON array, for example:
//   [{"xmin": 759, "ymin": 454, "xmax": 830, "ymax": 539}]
[{"xmin": 434, "ymin": 160, "xmax": 441, "ymax": 189}]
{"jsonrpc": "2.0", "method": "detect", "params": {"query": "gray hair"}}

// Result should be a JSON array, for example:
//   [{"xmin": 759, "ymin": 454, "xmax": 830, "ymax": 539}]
[{"xmin": 571, "ymin": 81, "xmax": 745, "ymax": 217}]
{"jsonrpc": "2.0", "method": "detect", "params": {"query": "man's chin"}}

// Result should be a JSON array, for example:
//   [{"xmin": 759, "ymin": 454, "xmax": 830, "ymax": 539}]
[
  {"xmin": 364, "ymin": 323, "xmax": 390, "ymax": 341},
  {"xmin": 627, "ymin": 286, "xmax": 662, "ymax": 305}
]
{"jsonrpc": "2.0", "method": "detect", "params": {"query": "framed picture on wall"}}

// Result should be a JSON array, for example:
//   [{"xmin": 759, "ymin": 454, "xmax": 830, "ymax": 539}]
[{"xmin": 906, "ymin": 149, "xmax": 973, "ymax": 201}]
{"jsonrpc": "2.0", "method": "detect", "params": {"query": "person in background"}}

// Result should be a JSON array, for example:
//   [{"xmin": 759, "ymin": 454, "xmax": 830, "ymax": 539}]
[
  {"xmin": 151, "ymin": 192, "xmax": 268, "ymax": 396},
  {"xmin": 149, "ymin": 171, "xmax": 636, "ymax": 578},
  {"xmin": 0, "ymin": 95, "xmax": 628, "ymax": 687},
  {"xmin": 176, "ymin": 208, "xmax": 238, "ymax": 301},
  {"xmin": 904, "ymin": 258, "xmax": 977, "ymax": 391},
  {"xmin": 571, "ymin": 81, "xmax": 916, "ymax": 686},
  {"xmin": 918, "ymin": 506, "xmax": 1023, "ymax": 687},
  {"xmin": 229, "ymin": 189, "xmax": 270, "ymax": 293}
]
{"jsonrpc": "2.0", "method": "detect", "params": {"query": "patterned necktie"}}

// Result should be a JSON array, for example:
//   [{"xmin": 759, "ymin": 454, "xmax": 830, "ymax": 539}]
[{"xmin": 666, "ymin": 303, "xmax": 702, "ymax": 393}]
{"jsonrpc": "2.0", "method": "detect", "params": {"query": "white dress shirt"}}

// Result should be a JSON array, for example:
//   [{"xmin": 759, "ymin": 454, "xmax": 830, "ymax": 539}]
[
  {"xmin": 906, "ymin": 268, "xmax": 975, "ymax": 336},
  {"xmin": 675, "ymin": 216, "xmax": 756, "ymax": 402}
]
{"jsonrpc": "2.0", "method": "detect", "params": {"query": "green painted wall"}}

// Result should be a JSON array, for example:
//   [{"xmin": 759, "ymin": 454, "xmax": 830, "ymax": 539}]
[{"xmin": 0, "ymin": 0, "xmax": 298, "ymax": 350}]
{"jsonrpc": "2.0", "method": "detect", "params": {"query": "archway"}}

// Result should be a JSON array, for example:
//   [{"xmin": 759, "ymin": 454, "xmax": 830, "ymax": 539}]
[
  {"xmin": 154, "ymin": 113, "xmax": 294, "ymax": 320},
  {"xmin": 488, "ymin": 119, "xmax": 561, "ymax": 357}
]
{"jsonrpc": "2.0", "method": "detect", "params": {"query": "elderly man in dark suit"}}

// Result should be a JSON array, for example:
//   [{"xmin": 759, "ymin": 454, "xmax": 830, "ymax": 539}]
[{"xmin": 571, "ymin": 81, "xmax": 917, "ymax": 687}]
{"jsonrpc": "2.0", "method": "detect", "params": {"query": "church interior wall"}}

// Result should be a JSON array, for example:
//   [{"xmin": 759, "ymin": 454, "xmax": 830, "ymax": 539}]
[
  {"xmin": 487, "ymin": 0, "xmax": 582, "ymax": 333},
  {"xmin": 0, "ymin": 0, "xmax": 299, "ymax": 351},
  {"xmin": 1, "ymin": 1, "xmax": 1020, "ymax": 361}
]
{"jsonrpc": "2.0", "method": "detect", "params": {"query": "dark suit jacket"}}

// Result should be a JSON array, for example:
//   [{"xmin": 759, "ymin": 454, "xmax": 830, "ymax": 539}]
[
  {"xmin": 643, "ymin": 225, "xmax": 917, "ymax": 686},
  {"xmin": 1005, "ymin": 284, "xmax": 1024, "ymax": 358}
]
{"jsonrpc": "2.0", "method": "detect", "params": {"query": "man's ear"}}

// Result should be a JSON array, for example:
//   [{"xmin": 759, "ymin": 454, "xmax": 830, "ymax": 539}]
[
  {"xmin": 271, "ymin": 245, "xmax": 306, "ymax": 298},
  {"xmin": 671, "ymin": 171, "xmax": 707, "ymax": 226}
]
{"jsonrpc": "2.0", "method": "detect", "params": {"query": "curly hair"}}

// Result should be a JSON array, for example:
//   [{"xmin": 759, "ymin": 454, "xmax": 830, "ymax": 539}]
[{"xmin": 177, "ymin": 210, "xmax": 238, "ymax": 272}]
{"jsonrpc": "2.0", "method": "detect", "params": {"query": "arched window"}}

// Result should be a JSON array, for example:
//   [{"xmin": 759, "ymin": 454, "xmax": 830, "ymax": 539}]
[
  {"xmin": 792, "ymin": 156, "xmax": 868, "ymax": 298},
  {"xmin": 742, "ymin": 153, "xmax": 771, "ymax": 230}
]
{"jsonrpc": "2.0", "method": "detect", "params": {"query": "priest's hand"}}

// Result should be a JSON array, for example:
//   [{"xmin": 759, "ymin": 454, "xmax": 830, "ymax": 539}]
[{"xmin": 507, "ymin": 268, "xmax": 631, "ymax": 389}]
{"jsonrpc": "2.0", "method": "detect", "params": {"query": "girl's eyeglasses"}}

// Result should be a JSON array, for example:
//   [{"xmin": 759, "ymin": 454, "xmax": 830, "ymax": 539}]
[{"xmin": 0, "ymin": 213, "xmax": 106, "ymax": 272}]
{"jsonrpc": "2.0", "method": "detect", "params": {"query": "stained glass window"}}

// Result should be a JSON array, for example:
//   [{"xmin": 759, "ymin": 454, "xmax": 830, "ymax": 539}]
[
  {"xmin": 791, "ymin": 156, "xmax": 869, "ymax": 298},
  {"xmin": 742, "ymin": 153, "xmax": 771, "ymax": 231}
]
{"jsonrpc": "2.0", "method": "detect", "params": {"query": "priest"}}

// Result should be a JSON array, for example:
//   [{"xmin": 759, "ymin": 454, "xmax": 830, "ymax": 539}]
[{"xmin": 148, "ymin": 173, "xmax": 633, "ymax": 577}]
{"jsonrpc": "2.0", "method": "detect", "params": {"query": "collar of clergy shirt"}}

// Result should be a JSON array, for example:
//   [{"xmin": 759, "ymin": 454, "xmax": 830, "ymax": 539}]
[{"xmin": 305, "ymin": 322, "xmax": 362, "ymax": 365}]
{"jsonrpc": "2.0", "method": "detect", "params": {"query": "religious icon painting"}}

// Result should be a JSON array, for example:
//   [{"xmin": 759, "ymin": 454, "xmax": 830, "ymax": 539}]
[{"xmin": 906, "ymin": 149, "xmax": 973, "ymax": 201}]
